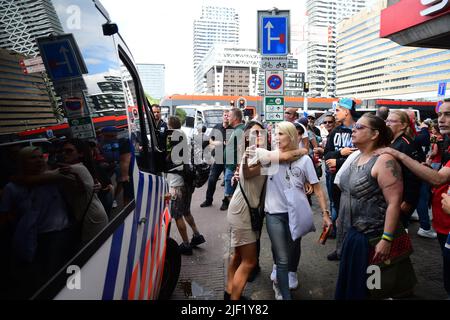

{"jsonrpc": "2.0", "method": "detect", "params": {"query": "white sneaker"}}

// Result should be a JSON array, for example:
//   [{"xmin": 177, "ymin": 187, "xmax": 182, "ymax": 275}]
[
  {"xmin": 288, "ymin": 272, "xmax": 299, "ymax": 290},
  {"xmin": 270, "ymin": 264, "xmax": 277, "ymax": 281},
  {"xmin": 112, "ymin": 200, "xmax": 118, "ymax": 208},
  {"xmin": 272, "ymin": 282, "xmax": 282, "ymax": 300},
  {"xmin": 417, "ymin": 227, "xmax": 437, "ymax": 239},
  {"xmin": 410, "ymin": 211, "xmax": 419, "ymax": 221}
]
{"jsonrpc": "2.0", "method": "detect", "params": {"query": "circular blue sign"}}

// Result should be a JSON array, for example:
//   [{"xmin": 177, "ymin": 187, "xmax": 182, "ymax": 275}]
[{"xmin": 267, "ymin": 75, "xmax": 282, "ymax": 90}]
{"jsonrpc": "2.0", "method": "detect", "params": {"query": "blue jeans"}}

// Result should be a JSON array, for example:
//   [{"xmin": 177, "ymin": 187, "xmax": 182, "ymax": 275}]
[
  {"xmin": 266, "ymin": 213, "xmax": 293, "ymax": 300},
  {"xmin": 437, "ymin": 233, "xmax": 450, "ymax": 295},
  {"xmin": 205, "ymin": 163, "xmax": 224, "ymax": 203},
  {"xmin": 224, "ymin": 168, "xmax": 236, "ymax": 197},
  {"xmin": 325, "ymin": 172, "xmax": 338, "ymax": 224},
  {"xmin": 415, "ymin": 182, "xmax": 432, "ymax": 230}
]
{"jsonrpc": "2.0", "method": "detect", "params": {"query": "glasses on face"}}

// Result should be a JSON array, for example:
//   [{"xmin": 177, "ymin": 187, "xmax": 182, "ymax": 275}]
[
  {"xmin": 353, "ymin": 123, "xmax": 375, "ymax": 131},
  {"xmin": 385, "ymin": 119, "xmax": 401, "ymax": 124},
  {"xmin": 323, "ymin": 121, "xmax": 335, "ymax": 125}
]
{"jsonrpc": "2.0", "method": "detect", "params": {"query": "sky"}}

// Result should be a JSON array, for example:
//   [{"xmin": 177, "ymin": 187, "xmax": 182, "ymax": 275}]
[{"xmin": 100, "ymin": 0, "xmax": 308, "ymax": 96}]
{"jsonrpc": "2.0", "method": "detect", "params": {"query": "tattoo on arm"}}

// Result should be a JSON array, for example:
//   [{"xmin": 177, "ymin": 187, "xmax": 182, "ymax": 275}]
[{"xmin": 386, "ymin": 160, "xmax": 400, "ymax": 179}]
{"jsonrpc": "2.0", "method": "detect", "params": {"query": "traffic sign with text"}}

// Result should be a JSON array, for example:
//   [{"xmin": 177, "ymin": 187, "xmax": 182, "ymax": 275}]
[
  {"xmin": 264, "ymin": 96, "xmax": 285, "ymax": 122},
  {"xmin": 261, "ymin": 56, "xmax": 288, "ymax": 70},
  {"xmin": 265, "ymin": 70, "xmax": 284, "ymax": 96},
  {"xmin": 69, "ymin": 117, "xmax": 96, "ymax": 139}
]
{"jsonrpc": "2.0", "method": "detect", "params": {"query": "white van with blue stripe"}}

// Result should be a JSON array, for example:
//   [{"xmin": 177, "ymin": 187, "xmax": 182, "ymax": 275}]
[{"xmin": 0, "ymin": 0, "xmax": 180, "ymax": 300}]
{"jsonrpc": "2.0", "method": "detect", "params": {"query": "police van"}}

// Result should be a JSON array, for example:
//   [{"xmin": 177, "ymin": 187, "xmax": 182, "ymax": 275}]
[
  {"xmin": 175, "ymin": 105, "xmax": 230, "ymax": 141},
  {"xmin": 0, "ymin": 0, "xmax": 180, "ymax": 300}
]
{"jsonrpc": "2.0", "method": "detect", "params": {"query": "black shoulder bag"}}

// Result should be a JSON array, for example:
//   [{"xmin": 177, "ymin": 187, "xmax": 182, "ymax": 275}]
[{"xmin": 239, "ymin": 180, "xmax": 266, "ymax": 232}]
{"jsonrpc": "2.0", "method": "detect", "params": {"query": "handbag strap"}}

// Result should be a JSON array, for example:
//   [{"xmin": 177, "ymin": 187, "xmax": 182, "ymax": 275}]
[
  {"xmin": 239, "ymin": 181, "xmax": 254, "ymax": 210},
  {"xmin": 239, "ymin": 179, "xmax": 267, "ymax": 210}
]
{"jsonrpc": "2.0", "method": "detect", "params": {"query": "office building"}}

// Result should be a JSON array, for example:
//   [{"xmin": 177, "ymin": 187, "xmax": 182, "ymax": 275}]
[
  {"xmin": 202, "ymin": 45, "xmax": 259, "ymax": 96},
  {"xmin": 136, "ymin": 63, "xmax": 165, "ymax": 100},
  {"xmin": 336, "ymin": 0, "xmax": 450, "ymax": 100},
  {"xmin": 0, "ymin": 0, "xmax": 64, "ymax": 56},
  {"xmin": 193, "ymin": 5, "xmax": 240, "ymax": 93},
  {"xmin": 306, "ymin": 0, "xmax": 367, "ymax": 97}
]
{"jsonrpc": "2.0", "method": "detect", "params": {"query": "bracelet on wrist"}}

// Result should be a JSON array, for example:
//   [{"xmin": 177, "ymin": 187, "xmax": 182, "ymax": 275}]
[
  {"xmin": 322, "ymin": 210, "xmax": 331, "ymax": 217},
  {"xmin": 382, "ymin": 234, "xmax": 394, "ymax": 242},
  {"xmin": 383, "ymin": 231, "xmax": 394, "ymax": 238}
]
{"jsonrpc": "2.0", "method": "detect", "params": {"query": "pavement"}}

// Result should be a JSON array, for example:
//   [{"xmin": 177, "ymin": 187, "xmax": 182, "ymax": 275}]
[{"xmin": 170, "ymin": 178, "xmax": 448, "ymax": 300}]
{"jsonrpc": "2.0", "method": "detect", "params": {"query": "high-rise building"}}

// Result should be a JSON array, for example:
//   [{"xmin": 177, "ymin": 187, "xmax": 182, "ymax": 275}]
[
  {"xmin": 193, "ymin": 5, "xmax": 240, "ymax": 93},
  {"xmin": 136, "ymin": 64, "xmax": 165, "ymax": 100},
  {"xmin": 336, "ymin": 0, "xmax": 450, "ymax": 100},
  {"xmin": 202, "ymin": 45, "xmax": 259, "ymax": 96},
  {"xmin": 306, "ymin": 0, "xmax": 367, "ymax": 97},
  {"xmin": 0, "ymin": 0, "xmax": 64, "ymax": 56}
]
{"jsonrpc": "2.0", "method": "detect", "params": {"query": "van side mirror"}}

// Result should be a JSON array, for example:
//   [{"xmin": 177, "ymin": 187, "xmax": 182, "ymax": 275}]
[{"xmin": 103, "ymin": 23, "xmax": 119, "ymax": 36}]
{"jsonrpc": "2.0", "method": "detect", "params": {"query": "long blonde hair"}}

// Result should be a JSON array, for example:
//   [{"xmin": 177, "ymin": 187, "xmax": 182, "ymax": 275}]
[
  {"xmin": 276, "ymin": 121, "xmax": 299, "ymax": 150},
  {"xmin": 390, "ymin": 110, "xmax": 414, "ymax": 139}
]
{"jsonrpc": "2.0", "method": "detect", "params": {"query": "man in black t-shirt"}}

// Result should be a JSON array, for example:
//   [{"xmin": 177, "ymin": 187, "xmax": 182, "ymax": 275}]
[{"xmin": 200, "ymin": 111, "xmax": 230, "ymax": 208}]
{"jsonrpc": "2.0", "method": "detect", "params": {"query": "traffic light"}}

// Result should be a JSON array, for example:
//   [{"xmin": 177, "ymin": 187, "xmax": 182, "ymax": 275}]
[
  {"xmin": 230, "ymin": 100, "xmax": 235, "ymax": 107},
  {"xmin": 239, "ymin": 99, "xmax": 245, "ymax": 109},
  {"xmin": 303, "ymin": 82, "xmax": 309, "ymax": 93}
]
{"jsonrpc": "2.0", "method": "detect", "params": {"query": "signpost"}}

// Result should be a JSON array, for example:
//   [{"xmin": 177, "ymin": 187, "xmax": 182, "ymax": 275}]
[
  {"xmin": 258, "ymin": 9, "xmax": 290, "ymax": 123},
  {"xmin": 264, "ymin": 97, "xmax": 284, "ymax": 122},
  {"xmin": 68, "ymin": 117, "xmax": 96, "ymax": 140},
  {"xmin": 258, "ymin": 14, "xmax": 290, "ymax": 56},
  {"xmin": 37, "ymin": 34, "xmax": 87, "ymax": 81},
  {"xmin": 265, "ymin": 70, "xmax": 284, "ymax": 96},
  {"xmin": 20, "ymin": 56, "xmax": 45, "ymax": 74},
  {"xmin": 437, "ymin": 82, "xmax": 447, "ymax": 113}
]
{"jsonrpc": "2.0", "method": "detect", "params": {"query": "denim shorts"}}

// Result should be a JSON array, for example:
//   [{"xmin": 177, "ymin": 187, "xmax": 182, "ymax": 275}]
[{"xmin": 224, "ymin": 168, "xmax": 236, "ymax": 197}]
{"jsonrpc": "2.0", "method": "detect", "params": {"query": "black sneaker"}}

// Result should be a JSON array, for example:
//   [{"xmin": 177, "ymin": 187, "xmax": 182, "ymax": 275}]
[
  {"xmin": 190, "ymin": 234, "xmax": 206, "ymax": 247},
  {"xmin": 247, "ymin": 264, "xmax": 261, "ymax": 283},
  {"xmin": 200, "ymin": 201, "xmax": 212, "ymax": 208},
  {"xmin": 327, "ymin": 251, "xmax": 339, "ymax": 261},
  {"xmin": 179, "ymin": 243, "xmax": 193, "ymax": 255},
  {"xmin": 220, "ymin": 199, "xmax": 229, "ymax": 211}
]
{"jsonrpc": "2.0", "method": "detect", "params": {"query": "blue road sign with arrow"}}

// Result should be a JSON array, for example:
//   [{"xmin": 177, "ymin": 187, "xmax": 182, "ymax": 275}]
[
  {"xmin": 37, "ymin": 34, "xmax": 87, "ymax": 81},
  {"xmin": 438, "ymin": 82, "xmax": 447, "ymax": 97},
  {"xmin": 261, "ymin": 16, "xmax": 288, "ymax": 56}
]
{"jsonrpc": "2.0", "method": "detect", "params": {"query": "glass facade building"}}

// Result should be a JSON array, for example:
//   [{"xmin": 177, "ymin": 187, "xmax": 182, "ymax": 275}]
[{"xmin": 336, "ymin": 0, "xmax": 450, "ymax": 100}]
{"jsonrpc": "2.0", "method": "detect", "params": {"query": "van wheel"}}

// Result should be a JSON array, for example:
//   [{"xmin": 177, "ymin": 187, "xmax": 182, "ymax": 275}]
[{"xmin": 158, "ymin": 237, "xmax": 181, "ymax": 300}]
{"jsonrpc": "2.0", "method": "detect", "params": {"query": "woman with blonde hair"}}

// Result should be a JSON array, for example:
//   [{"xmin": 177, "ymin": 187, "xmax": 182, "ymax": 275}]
[
  {"xmin": 263, "ymin": 121, "xmax": 331, "ymax": 300},
  {"xmin": 385, "ymin": 110, "xmax": 424, "ymax": 230}
]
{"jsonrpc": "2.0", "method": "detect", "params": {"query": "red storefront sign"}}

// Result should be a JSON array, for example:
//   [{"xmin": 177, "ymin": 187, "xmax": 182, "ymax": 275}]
[{"xmin": 380, "ymin": 0, "xmax": 450, "ymax": 37}]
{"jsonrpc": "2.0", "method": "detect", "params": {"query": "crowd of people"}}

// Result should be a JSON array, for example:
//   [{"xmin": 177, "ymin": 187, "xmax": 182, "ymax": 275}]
[
  {"xmin": 0, "ymin": 127, "xmax": 132, "ymax": 299},
  {"xmin": 2, "ymin": 99, "xmax": 450, "ymax": 301},
  {"xmin": 162, "ymin": 99, "xmax": 450, "ymax": 300}
]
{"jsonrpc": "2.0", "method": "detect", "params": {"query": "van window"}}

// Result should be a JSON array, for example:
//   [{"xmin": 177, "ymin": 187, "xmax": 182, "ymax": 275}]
[
  {"xmin": 0, "ymin": 0, "xmax": 127, "ymax": 299},
  {"xmin": 118, "ymin": 45, "xmax": 164, "ymax": 174},
  {"xmin": 203, "ymin": 110, "xmax": 225, "ymax": 127},
  {"xmin": 176, "ymin": 108, "xmax": 195, "ymax": 128}
]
